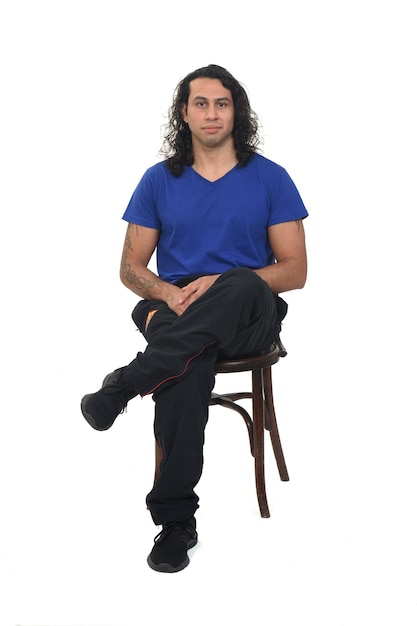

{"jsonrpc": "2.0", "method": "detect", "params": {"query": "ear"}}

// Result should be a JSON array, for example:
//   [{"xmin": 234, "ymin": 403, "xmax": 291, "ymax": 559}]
[{"xmin": 181, "ymin": 102, "xmax": 188, "ymax": 123}]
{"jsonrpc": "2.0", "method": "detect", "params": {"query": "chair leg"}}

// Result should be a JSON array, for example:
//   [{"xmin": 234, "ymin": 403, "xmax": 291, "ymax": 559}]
[
  {"xmin": 252, "ymin": 369, "xmax": 270, "ymax": 518},
  {"xmin": 263, "ymin": 367, "xmax": 289, "ymax": 482}
]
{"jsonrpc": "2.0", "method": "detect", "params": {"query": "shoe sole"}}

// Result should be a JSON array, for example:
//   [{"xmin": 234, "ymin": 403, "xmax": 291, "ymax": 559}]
[{"xmin": 146, "ymin": 537, "xmax": 198, "ymax": 573}]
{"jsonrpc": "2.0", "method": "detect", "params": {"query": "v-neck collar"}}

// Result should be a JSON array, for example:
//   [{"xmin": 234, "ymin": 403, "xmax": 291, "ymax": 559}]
[{"xmin": 189, "ymin": 163, "xmax": 238, "ymax": 184}]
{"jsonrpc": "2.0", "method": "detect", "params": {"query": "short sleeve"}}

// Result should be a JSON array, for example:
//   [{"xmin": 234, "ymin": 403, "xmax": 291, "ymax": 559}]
[
  {"xmin": 268, "ymin": 167, "xmax": 308, "ymax": 226},
  {"xmin": 122, "ymin": 166, "xmax": 161, "ymax": 229}
]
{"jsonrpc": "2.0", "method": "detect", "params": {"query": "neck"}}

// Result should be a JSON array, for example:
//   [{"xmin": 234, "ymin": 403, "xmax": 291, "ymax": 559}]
[{"xmin": 191, "ymin": 143, "xmax": 238, "ymax": 182}]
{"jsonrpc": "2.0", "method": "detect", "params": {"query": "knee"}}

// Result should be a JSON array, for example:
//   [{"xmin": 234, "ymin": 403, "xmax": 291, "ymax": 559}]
[{"xmin": 223, "ymin": 267, "xmax": 267, "ymax": 293}]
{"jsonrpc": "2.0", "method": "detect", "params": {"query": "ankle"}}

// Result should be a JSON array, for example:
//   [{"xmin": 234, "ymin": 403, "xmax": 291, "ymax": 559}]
[{"xmin": 121, "ymin": 358, "xmax": 142, "ymax": 392}]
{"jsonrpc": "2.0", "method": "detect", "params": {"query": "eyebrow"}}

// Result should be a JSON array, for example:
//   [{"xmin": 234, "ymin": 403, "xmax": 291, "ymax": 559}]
[{"xmin": 192, "ymin": 95, "xmax": 232, "ymax": 102}]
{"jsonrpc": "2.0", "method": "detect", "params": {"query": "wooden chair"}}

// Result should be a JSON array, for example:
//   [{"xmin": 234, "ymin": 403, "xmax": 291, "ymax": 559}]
[{"xmin": 154, "ymin": 337, "xmax": 289, "ymax": 518}]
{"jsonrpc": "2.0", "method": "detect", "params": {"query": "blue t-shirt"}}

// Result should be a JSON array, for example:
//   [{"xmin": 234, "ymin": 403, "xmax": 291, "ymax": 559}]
[{"xmin": 122, "ymin": 153, "xmax": 308, "ymax": 284}]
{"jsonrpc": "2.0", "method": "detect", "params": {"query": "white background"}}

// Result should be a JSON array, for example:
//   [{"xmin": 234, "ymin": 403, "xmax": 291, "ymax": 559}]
[{"xmin": 1, "ymin": 1, "xmax": 416, "ymax": 625}]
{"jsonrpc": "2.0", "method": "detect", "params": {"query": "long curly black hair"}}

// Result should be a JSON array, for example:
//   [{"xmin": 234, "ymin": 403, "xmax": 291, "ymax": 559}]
[{"xmin": 160, "ymin": 64, "xmax": 261, "ymax": 177}]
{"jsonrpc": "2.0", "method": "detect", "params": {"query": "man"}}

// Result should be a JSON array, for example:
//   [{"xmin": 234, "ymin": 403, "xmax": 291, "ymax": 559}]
[{"xmin": 81, "ymin": 64, "xmax": 308, "ymax": 573}]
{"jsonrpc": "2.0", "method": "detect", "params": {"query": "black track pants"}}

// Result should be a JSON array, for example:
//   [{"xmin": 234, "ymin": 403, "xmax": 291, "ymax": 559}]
[{"xmin": 128, "ymin": 268, "xmax": 286, "ymax": 525}]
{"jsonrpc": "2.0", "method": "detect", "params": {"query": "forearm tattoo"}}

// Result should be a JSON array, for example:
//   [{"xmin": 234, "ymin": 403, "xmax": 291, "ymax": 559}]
[{"xmin": 121, "ymin": 224, "xmax": 161, "ymax": 298}]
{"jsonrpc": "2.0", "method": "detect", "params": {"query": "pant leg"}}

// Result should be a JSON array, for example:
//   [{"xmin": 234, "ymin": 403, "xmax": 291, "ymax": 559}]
[
  {"xmin": 131, "ymin": 293, "xmax": 217, "ymax": 525},
  {"xmin": 146, "ymin": 348, "xmax": 217, "ymax": 525}
]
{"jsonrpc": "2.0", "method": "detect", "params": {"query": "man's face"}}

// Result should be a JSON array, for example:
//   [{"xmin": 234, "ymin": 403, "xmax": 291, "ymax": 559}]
[{"xmin": 181, "ymin": 77, "xmax": 235, "ymax": 149}]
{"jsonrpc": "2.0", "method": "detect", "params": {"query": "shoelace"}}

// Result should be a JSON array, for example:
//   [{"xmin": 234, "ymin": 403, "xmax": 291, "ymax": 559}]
[{"xmin": 154, "ymin": 520, "xmax": 197, "ymax": 545}]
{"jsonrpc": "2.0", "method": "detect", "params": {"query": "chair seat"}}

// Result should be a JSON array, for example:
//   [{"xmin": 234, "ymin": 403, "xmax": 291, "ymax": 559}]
[{"xmin": 215, "ymin": 337, "xmax": 287, "ymax": 373}]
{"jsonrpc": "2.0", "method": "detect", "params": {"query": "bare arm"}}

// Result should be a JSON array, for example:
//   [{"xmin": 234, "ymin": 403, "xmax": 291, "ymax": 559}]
[
  {"xmin": 254, "ymin": 219, "xmax": 307, "ymax": 293},
  {"xmin": 120, "ymin": 223, "xmax": 186, "ymax": 314}
]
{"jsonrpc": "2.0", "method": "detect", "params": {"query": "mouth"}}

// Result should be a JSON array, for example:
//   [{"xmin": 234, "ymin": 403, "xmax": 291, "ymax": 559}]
[{"xmin": 203, "ymin": 126, "xmax": 221, "ymax": 134}]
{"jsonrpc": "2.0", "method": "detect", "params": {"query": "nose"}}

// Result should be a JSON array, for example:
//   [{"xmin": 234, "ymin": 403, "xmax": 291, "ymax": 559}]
[{"xmin": 205, "ymin": 103, "xmax": 218, "ymax": 119}]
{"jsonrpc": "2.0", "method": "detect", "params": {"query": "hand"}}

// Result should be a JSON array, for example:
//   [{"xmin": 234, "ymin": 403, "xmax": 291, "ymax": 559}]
[
  {"xmin": 165, "ymin": 285, "xmax": 189, "ymax": 316},
  {"xmin": 177, "ymin": 275, "xmax": 220, "ymax": 313}
]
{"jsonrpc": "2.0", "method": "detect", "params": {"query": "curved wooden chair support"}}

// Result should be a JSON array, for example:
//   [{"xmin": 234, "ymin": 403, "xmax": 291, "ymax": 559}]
[{"xmin": 154, "ymin": 337, "xmax": 289, "ymax": 518}]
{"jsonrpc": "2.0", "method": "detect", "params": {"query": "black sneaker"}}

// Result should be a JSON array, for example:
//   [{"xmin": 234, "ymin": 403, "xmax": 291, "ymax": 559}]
[
  {"xmin": 147, "ymin": 518, "xmax": 198, "ymax": 573},
  {"xmin": 80, "ymin": 367, "xmax": 136, "ymax": 431}
]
